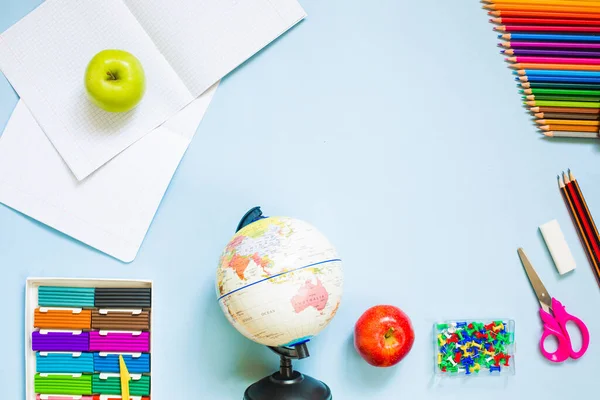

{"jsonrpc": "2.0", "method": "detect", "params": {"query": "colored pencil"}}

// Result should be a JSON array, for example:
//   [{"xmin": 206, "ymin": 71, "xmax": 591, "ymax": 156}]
[
  {"xmin": 511, "ymin": 63, "xmax": 600, "ymax": 71},
  {"xmin": 523, "ymin": 88, "xmax": 600, "ymax": 96},
  {"xmin": 569, "ymin": 169, "xmax": 600, "ymax": 255},
  {"xmin": 503, "ymin": 49, "xmax": 600, "ymax": 57},
  {"xmin": 515, "ymin": 70, "xmax": 600, "ymax": 78},
  {"xmin": 500, "ymin": 33, "xmax": 600, "ymax": 42},
  {"xmin": 539, "ymin": 124, "xmax": 598, "ymax": 132},
  {"xmin": 564, "ymin": 171, "xmax": 600, "ymax": 283},
  {"xmin": 485, "ymin": 5, "xmax": 600, "ymax": 14},
  {"xmin": 507, "ymin": 56, "xmax": 600, "ymax": 65},
  {"xmin": 484, "ymin": 4, "xmax": 600, "ymax": 141},
  {"xmin": 485, "ymin": 0, "xmax": 600, "ymax": 5},
  {"xmin": 529, "ymin": 106, "xmax": 600, "ymax": 113},
  {"xmin": 491, "ymin": 17, "xmax": 600, "ymax": 26},
  {"xmin": 500, "ymin": 41, "xmax": 600, "ymax": 49},
  {"xmin": 546, "ymin": 130, "xmax": 598, "ymax": 137},
  {"xmin": 520, "ymin": 81, "xmax": 600, "ymax": 89},
  {"xmin": 526, "ymin": 100, "xmax": 600, "ymax": 108},
  {"xmin": 536, "ymin": 118, "xmax": 600, "ymax": 126},
  {"xmin": 496, "ymin": 24, "xmax": 600, "ymax": 33},
  {"xmin": 517, "ymin": 74, "xmax": 600, "ymax": 82},
  {"xmin": 489, "ymin": 10, "xmax": 600, "ymax": 19},
  {"xmin": 558, "ymin": 173, "xmax": 600, "ymax": 278},
  {"xmin": 534, "ymin": 112, "xmax": 600, "ymax": 120},
  {"xmin": 524, "ymin": 94, "xmax": 600, "ymax": 102}
]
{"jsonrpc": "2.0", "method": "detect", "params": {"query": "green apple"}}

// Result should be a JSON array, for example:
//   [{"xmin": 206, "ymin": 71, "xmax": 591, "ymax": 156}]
[{"xmin": 84, "ymin": 49, "xmax": 146, "ymax": 112}]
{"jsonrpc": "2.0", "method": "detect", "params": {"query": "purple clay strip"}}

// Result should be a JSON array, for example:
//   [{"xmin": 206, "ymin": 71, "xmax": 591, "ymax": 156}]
[
  {"xmin": 89, "ymin": 331, "xmax": 149, "ymax": 352},
  {"xmin": 32, "ymin": 331, "xmax": 89, "ymax": 351}
]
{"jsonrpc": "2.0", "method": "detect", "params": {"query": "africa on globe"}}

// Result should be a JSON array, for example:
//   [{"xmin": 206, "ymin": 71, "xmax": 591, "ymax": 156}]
[{"xmin": 216, "ymin": 216, "xmax": 343, "ymax": 347}]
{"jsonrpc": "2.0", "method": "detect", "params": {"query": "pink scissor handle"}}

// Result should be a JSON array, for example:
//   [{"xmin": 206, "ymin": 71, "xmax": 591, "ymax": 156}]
[
  {"xmin": 539, "ymin": 298, "xmax": 590, "ymax": 362},
  {"xmin": 550, "ymin": 297, "xmax": 590, "ymax": 359}
]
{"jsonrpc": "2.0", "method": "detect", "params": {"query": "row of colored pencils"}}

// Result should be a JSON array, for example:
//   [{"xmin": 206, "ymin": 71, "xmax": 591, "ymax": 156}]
[
  {"xmin": 484, "ymin": 0, "xmax": 600, "ymax": 139},
  {"xmin": 558, "ymin": 170, "xmax": 600, "ymax": 284}
]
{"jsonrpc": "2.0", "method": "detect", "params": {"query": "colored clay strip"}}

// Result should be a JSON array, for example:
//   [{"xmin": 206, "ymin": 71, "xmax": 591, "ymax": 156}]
[
  {"xmin": 92, "ymin": 396, "xmax": 150, "ymax": 400},
  {"xmin": 34, "ymin": 373, "xmax": 93, "ymax": 395},
  {"xmin": 38, "ymin": 286, "xmax": 95, "ymax": 308},
  {"xmin": 94, "ymin": 288, "xmax": 151, "ymax": 308},
  {"xmin": 92, "ymin": 374, "xmax": 151, "ymax": 396},
  {"xmin": 93, "ymin": 353, "xmax": 151, "ymax": 373},
  {"xmin": 89, "ymin": 332, "xmax": 150, "ymax": 352},
  {"xmin": 37, "ymin": 396, "xmax": 94, "ymax": 400},
  {"xmin": 91, "ymin": 310, "xmax": 150, "ymax": 331},
  {"xmin": 32, "ymin": 331, "xmax": 90, "ymax": 352},
  {"xmin": 36, "ymin": 352, "xmax": 94, "ymax": 373},
  {"xmin": 34, "ymin": 308, "xmax": 92, "ymax": 330}
]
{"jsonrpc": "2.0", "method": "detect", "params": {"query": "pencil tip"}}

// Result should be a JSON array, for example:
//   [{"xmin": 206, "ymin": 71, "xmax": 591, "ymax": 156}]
[
  {"xmin": 535, "ymin": 113, "xmax": 543, "ymax": 118},
  {"xmin": 540, "ymin": 125, "xmax": 550, "ymax": 131},
  {"xmin": 535, "ymin": 120, "xmax": 544, "ymax": 124}
]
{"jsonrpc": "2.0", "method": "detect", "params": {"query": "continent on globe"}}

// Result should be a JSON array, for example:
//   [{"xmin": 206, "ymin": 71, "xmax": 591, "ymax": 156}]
[{"xmin": 291, "ymin": 278, "xmax": 329, "ymax": 313}]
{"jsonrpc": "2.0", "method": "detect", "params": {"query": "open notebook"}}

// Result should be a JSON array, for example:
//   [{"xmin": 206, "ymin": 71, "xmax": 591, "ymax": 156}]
[{"xmin": 0, "ymin": 0, "xmax": 306, "ymax": 180}]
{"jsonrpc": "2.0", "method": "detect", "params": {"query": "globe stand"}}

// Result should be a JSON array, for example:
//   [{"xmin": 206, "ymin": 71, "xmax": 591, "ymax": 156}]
[{"xmin": 243, "ymin": 343, "xmax": 332, "ymax": 400}]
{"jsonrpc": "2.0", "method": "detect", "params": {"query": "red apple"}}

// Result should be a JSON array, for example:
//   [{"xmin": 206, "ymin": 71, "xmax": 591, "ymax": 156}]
[{"xmin": 353, "ymin": 304, "xmax": 415, "ymax": 367}]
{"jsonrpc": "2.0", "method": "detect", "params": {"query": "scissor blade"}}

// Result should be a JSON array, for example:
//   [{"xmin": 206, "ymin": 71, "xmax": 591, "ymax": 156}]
[{"xmin": 517, "ymin": 248, "xmax": 553, "ymax": 312}]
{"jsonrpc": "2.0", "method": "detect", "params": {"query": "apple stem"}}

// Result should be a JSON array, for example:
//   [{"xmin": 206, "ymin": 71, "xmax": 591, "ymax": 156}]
[
  {"xmin": 384, "ymin": 327, "xmax": 395, "ymax": 339},
  {"xmin": 106, "ymin": 70, "xmax": 117, "ymax": 80}
]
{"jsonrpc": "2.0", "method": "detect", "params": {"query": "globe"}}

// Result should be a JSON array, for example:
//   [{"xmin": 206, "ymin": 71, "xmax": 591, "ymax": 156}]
[{"xmin": 216, "ymin": 215, "xmax": 343, "ymax": 348}]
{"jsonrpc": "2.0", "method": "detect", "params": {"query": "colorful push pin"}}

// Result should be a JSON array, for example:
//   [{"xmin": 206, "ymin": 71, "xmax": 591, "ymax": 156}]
[
  {"xmin": 489, "ymin": 365, "xmax": 501, "ymax": 373},
  {"xmin": 438, "ymin": 334, "xmax": 446, "ymax": 346},
  {"xmin": 447, "ymin": 356, "xmax": 457, "ymax": 367}
]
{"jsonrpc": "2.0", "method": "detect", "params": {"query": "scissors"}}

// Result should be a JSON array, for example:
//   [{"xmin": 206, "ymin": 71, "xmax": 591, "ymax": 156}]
[{"xmin": 517, "ymin": 248, "xmax": 590, "ymax": 363}]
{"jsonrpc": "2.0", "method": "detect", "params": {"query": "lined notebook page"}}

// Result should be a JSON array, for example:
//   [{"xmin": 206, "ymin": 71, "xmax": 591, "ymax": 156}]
[
  {"xmin": 123, "ymin": 0, "xmax": 307, "ymax": 96},
  {"xmin": 0, "ymin": 0, "xmax": 193, "ymax": 180}
]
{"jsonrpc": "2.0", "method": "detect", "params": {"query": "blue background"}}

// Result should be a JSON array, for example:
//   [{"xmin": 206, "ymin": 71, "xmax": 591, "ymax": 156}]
[{"xmin": 2, "ymin": 0, "xmax": 600, "ymax": 398}]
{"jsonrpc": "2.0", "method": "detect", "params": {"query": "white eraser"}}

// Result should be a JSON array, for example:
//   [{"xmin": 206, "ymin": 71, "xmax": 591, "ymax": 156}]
[{"xmin": 539, "ymin": 219, "xmax": 576, "ymax": 275}]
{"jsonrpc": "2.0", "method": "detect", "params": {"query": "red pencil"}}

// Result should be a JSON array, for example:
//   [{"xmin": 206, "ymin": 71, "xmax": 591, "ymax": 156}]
[
  {"xmin": 490, "ymin": 17, "xmax": 600, "ymax": 25},
  {"xmin": 495, "ymin": 24, "xmax": 600, "ymax": 33}
]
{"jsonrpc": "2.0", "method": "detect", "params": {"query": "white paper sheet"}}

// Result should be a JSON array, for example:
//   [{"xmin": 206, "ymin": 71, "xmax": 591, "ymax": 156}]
[
  {"xmin": 0, "ymin": 0, "xmax": 306, "ymax": 180},
  {"xmin": 0, "ymin": 84, "xmax": 217, "ymax": 262}
]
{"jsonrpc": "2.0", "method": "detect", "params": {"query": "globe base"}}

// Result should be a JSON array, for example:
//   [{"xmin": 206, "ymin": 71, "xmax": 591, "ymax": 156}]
[{"xmin": 243, "ymin": 370, "xmax": 332, "ymax": 400}]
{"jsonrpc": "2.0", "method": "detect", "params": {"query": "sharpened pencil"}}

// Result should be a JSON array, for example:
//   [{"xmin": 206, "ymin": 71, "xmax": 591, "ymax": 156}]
[
  {"xmin": 500, "ymin": 33, "xmax": 600, "ymax": 41},
  {"xmin": 484, "ymin": 0, "xmax": 600, "ymax": 5},
  {"xmin": 524, "ymin": 94, "xmax": 600, "ymax": 102},
  {"xmin": 526, "ymin": 100, "xmax": 600, "ymax": 108},
  {"xmin": 564, "ymin": 171, "xmax": 600, "ymax": 283},
  {"xmin": 546, "ymin": 130, "xmax": 599, "ymax": 138},
  {"xmin": 503, "ymin": 49, "xmax": 600, "ymax": 57},
  {"xmin": 517, "ymin": 75, "xmax": 600, "ymax": 83},
  {"xmin": 489, "ymin": 10, "xmax": 600, "ymax": 19},
  {"xmin": 500, "ymin": 41, "xmax": 600, "ymax": 49},
  {"xmin": 491, "ymin": 17, "xmax": 600, "ymax": 26},
  {"xmin": 507, "ymin": 56, "xmax": 600, "ymax": 65},
  {"xmin": 539, "ymin": 124, "xmax": 599, "ymax": 132},
  {"xmin": 496, "ymin": 24, "xmax": 600, "ymax": 33},
  {"xmin": 520, "ymin": 82, "xmax": 600, "ymax": 89},
  {"xmin": 485, "ymin": 5, "xmax": 600, "ymax": 14},
  {"xmin": 534, "ymin": 112, "xmax": 600, "ymax": 120},
  {"xmin": 511, "ymin": 63, "xmax": 600, "ymax": 72},
  {"xmin": 569, "ymin": 169, "xmax": 600, "ymax": 266},
  {"xmin": 529, "ymin": 106, "xmax": 600, "ymax": 114},
  {"xmin": 522, "ymin": 88, "xmax": 600, "ymax": 96},
  {"xmin": 536, "ymin": 119, "xmax": 600, "ymax": 126}
]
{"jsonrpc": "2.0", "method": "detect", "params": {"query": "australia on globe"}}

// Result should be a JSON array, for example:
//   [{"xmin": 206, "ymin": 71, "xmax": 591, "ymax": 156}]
[{"xmin": 216, "ymin": 216, "xmax": 343, "ymax": 347}]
